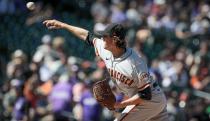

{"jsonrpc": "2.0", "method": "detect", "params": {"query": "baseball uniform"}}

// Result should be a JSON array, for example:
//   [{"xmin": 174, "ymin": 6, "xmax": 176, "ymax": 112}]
[
  {"xmin": 87, "ymin": 35, "xmax": 168, "ymax": 121},
  {"xmin": 43, "ymin": 19, "xmax": 169, "ymax": 121}
]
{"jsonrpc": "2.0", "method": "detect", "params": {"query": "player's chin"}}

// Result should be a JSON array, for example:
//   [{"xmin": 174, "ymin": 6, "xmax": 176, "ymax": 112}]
[
  {"xmin": 104, "ymin": 46, "xmax": 108, "ymax": 50},
  {"xmin": 104, "ymin": 44, "xmax": 111, "ymax": 50}
]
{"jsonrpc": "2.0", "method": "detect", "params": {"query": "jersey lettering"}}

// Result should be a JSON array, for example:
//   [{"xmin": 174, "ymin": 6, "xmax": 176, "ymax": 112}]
[
  {"xmin": 139, "ymin": 72, "xmax": 150, "ymax": 82},
  {"xmin": 125, "ymin": 79, "xmax": 133, "ymax": 85},
  {"xmin": 108, "ymin": 68, "xmax": 134, "ymax": 86},
  {"xmin": 117, "ymin": 72, "xmax": 121, "ymax": 80}
]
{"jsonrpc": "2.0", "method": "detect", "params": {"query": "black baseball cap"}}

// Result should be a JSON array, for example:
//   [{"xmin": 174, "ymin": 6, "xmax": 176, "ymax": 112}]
[{"xmin": 96, "ymin": 23, "xmax": 126, "ymax": 40}]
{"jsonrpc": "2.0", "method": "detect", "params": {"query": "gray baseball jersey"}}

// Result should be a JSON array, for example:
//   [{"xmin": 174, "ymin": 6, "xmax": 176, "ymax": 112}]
[
  {"xmin": 91, "ymin": 37, "xmax": 168, "ymax": 121},
  {"xmin": 93, "ymin": 38, "xmax": 154, "ymax": 97}
]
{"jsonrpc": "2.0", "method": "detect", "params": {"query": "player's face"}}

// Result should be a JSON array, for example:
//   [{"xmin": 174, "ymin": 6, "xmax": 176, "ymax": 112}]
[{"xmin": 103, "ymin": 35, "xmax": 115, "ymax": 51}]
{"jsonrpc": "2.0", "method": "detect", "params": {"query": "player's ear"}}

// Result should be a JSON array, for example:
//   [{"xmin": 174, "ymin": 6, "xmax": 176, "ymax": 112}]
[
  {"xmin": 112, "ymin": 36, "xmax": 126, "ymax": 48},
  {"xmin": 112, "ymin": 36, "xmax": 120, "ymax": 43}
]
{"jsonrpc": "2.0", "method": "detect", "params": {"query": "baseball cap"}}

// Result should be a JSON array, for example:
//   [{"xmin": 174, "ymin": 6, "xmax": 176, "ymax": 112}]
[{"xmin": 96, "ymin": 23, "xmax": 126, "ymax": 40}]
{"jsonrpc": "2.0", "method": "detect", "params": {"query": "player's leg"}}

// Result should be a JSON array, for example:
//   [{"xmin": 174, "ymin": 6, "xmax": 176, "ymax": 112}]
[
  {"xmin": 118, "ymin": 103, "xmax": 167, "ymax": 121},
  {"xmin": 115, "ymin": 106, "xmax": 159, "ymax": 121},
  {"xmin": 149, "ymin": 108, "xmax": 169, "ymax": 121},
  {"xmin": 114, "ymin": 105, "xmax": 138, "ymax": 121},
  {"xmin": 114, "ymin": 92, "xmax": 168, "ymax": 121}
]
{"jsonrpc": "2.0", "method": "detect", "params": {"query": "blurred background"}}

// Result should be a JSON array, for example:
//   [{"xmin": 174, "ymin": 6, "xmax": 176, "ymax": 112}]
[{"xmin": 0, "ymin": 0, "xmax": 210, "ymax": 121}]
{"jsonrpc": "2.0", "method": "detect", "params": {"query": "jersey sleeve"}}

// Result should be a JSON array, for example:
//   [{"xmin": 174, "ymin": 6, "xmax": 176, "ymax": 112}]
[
  {"xmin": 133, "ymin": 55, "xmax": 153, "ymax": 91},
  {"xmin": 86, "ymin": 32, "xmax": 107, "ymax": 59},
  {"xmin": 85, "ymin": 32, "xmax": 95, "ymax": 46},
  {"xmin": 92, "ymin": 38, "xmax": 104, "ymax": 57}
]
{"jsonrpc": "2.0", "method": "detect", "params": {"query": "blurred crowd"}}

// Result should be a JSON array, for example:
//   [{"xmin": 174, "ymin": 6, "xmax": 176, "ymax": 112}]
[
  {"xmin": 1, "ymin": 0, "xmax": 210, "ymax": 121},
  {"xmin": 0, "ymin": 35, "xmax": 114, "ymax": 121}
]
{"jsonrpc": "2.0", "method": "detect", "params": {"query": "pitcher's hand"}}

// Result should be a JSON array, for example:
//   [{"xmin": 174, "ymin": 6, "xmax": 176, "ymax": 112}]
[{"xmin": 43, "ymin": 19, "xmax": 65, "ymax": 29}]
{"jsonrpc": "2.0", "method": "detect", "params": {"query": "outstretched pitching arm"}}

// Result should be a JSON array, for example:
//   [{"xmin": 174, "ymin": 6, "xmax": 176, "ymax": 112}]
[{"xmin": 43, "ymin": 19, "xmax": 89, "ymax": 41}]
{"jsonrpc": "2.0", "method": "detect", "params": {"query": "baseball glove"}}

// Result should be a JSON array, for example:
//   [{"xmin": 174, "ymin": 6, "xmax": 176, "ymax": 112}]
[{"xmin": 93, "ymin": 79, "xmax": 116, "ymax": 110}]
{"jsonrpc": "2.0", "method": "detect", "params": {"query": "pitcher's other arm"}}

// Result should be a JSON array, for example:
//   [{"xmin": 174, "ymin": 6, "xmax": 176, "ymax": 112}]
[
  {"xmin": 114, "ymin": 94, "xmax": 142, "ymax": 109},
  {"xmin": 114, "ymin": 84, "xmax": 151, "ymax": 109}
]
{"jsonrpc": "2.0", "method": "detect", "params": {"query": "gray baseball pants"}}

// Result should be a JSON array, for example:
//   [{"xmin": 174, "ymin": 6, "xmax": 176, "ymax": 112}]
[{"xmin": 114, "ymin": 88, "xmax": 169, "ymax": 121}]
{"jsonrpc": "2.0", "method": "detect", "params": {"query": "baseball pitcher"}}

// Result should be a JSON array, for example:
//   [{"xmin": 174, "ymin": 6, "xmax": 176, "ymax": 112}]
[{"xmin": 43, "ymin": 20, "xmax": 169, "ymax": 121}]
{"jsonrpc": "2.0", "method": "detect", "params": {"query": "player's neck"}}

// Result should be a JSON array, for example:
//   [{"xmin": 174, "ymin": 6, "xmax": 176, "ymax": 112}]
[{"xmin": 112, "ymin": 47, "xmax": 126, "ymax": 58}]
